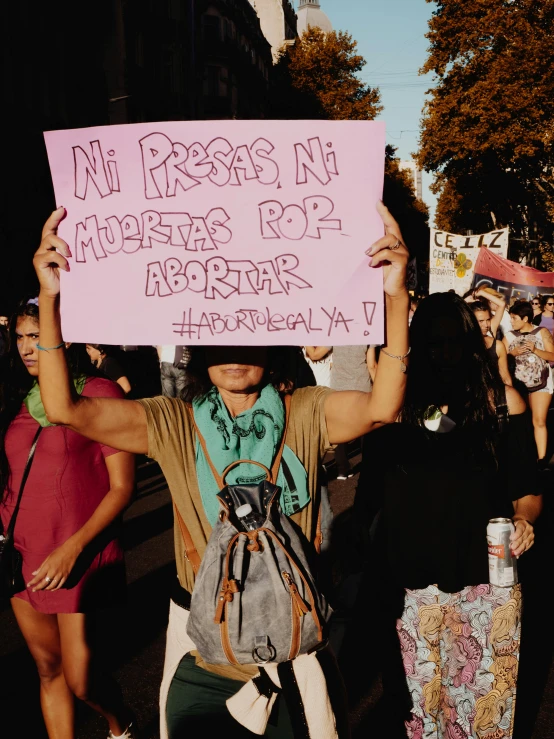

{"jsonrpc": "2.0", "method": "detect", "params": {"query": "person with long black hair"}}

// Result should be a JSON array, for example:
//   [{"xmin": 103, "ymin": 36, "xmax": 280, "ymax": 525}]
[
  {"xmin": 353, "ymin": 292, "xmax": 542, "ymax": 738},
  {"xmin": 0, "ymin": 299, "xmax": 137, "ymax": 738}
]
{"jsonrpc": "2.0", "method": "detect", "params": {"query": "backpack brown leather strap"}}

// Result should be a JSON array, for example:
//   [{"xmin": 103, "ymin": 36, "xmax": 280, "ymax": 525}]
[
  {"xmin": 270, "ymin": 393, "xmax": 291, "ymax": 483},
  {"xmin": 185, "ymin": 392, "xmax": 292, "ymax": 486},
  {"xmin": 186, "ymin": 403, "xmax": 224, "ymax": 489},
  {"xmin": 222, "ymin": 459, "xmax": 272, "ymax": 485},
  {"xmin": 173, "ymin": 502, "xmax": 201, "ymax": 574},
  {"xmin": 314, "ymin": 503, "xmax": 323, "ymax": 554}
]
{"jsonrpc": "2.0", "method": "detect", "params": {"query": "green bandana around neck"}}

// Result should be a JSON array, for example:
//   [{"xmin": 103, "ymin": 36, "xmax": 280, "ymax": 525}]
[
  {"xmin": 423, "ymin": 405, "xmax": 457, "ymax": 434},
  {"xmin": 24, "ymin": 376, "xmax": 87, "ymax": 427},
  {"xmin": 192, "ymin": 385, "xmax": 310, "ymax": 527}
]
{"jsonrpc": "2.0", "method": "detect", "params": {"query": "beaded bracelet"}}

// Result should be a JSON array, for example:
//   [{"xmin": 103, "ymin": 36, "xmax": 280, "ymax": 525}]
[{"xmin": 36, "ymin": 342, "xmax": 65, "ymax": 351}]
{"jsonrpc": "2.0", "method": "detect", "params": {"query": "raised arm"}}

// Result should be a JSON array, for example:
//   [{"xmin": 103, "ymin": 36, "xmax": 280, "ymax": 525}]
[
  {"xmin": 34, "ymin": 208, "xmax": 148, "ymax": 454},
  {"xmin": 476, "ymin": 288, "xmax": 506, "ymax": 336},
  {"xmin": 325, "ymin": 202, "xmax": 409, "ymax": 443}
]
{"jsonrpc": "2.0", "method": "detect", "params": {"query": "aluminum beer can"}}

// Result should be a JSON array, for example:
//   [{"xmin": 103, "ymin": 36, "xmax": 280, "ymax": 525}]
[{"xmin": 487, "ymin": 518, "xmax": 518, "ymax": 587}]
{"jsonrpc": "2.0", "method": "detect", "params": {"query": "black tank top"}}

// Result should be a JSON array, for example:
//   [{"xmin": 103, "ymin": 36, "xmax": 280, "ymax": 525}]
[{"xmin": 486, "ymin": 340, "xmax": 499, "ymax": 365}]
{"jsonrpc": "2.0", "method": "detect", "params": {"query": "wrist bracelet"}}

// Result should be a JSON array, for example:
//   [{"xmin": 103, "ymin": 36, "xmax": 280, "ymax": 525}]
[
  {"xmin": 380, "ymin": 346, "xmax": 411, "ymax": 373},
  {"xmin": 36, "ymin": 342, "xmax": 65, "ymax": 351}
]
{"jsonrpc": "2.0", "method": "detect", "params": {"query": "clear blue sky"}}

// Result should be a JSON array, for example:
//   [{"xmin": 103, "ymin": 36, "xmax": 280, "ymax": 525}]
[{"xmin": 293, "ymin": 0, "xmax": 438, "ymax": 225}]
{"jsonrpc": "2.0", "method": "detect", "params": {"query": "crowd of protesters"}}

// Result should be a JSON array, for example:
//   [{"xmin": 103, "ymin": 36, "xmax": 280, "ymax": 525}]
[{"xmin": 0, "ymin": 204, "xmax": 549, "ymax": 739}]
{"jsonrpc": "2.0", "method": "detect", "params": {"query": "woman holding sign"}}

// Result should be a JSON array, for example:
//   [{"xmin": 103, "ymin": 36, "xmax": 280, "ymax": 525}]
[{"xmin": 32, "ymin": 202, "xmax": 409, "ymax": 738}]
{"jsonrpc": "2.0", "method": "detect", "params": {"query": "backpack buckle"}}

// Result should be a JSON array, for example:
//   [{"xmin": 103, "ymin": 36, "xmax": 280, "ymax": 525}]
[{"xmin": 252, "ymin": 635, "xmax": 276, "ymax": 664}]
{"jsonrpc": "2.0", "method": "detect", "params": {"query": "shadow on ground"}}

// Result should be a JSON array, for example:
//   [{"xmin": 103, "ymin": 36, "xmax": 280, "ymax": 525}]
[{"xmin": 0, "ymin": 557, "xmax": 175, "ymax": 738}]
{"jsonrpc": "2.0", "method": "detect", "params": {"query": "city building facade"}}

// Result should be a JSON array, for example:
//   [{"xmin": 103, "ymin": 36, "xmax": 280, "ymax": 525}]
[
  {"xmin": 125, "ymin": 0, "xmax": 272, "ymax": 121},
  {"xmin": 1, "ymin": 0, "xmax": 273, "ymax": 308},
  {"xmin": 248, "ymin": 0, "xmax": 298, "ymax": 63}
]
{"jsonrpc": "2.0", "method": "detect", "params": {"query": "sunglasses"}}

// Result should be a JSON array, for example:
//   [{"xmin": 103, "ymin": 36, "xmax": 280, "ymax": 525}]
[{"xmin": 548, "ymin": 303, "xmax": 554, "ymax": 307}]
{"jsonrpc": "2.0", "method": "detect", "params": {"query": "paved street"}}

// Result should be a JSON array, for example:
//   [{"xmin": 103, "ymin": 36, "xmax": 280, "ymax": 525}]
[{"xmin": 1, "ymin": 449, "xmax": 553, "ymax": 738}]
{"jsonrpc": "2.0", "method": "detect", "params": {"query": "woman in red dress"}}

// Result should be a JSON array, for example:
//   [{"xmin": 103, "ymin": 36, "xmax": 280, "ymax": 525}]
[{"xmin": 0, "ymin": 299, "xmax": 137, "ymax": 738}]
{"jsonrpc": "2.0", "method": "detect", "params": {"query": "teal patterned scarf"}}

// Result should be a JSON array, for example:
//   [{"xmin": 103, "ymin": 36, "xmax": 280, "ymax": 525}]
[
  {"xmin": 24, "ymin": 376, "xmax": 87, "ymax": 427},
  {"xmin": 192, "ymin": 385, "xmax": 310, "ymax": 526}
]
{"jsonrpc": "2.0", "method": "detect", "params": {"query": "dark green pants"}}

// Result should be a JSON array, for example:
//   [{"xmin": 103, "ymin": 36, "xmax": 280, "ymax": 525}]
[{"xmin": 166, "ymin": 654, "xmax": 294, "ymax": 738}]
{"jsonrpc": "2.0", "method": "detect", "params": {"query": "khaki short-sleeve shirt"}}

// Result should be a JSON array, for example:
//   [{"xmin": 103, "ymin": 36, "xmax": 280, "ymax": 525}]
[
  {"xmin": 137, "ymin": 385, "xmax": 333, "ymax": 593},
  {"xmin": 137, "ymin": 385, "xmax": 333, "ymax": 681}
]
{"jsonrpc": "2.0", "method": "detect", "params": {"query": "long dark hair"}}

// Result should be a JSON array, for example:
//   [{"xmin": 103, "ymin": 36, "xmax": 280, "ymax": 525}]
[
  {"xmin": 400, "ymin": 293, "xmax": 504, "ymax": 447},
  {"xmin": 0, "ymin": 299, "xmax": 92, "ymax": 498}
]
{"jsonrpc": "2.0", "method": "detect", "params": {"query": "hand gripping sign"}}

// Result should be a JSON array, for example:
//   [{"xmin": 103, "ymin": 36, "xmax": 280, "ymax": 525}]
[{"xmin": 44, "ymin": 120, "xmax": 386, "ymax": 345}]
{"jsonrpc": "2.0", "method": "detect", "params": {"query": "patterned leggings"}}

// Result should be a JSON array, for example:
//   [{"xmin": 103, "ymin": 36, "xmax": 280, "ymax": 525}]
[{"xmin": 397, "ymin": 583, "xmax": 522, "ymax": 739}]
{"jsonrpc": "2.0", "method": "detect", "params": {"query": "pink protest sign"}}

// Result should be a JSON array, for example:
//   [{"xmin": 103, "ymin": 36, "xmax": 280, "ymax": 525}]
[{"xmin": 44, "ymin": 120, "xmax": 385, "ymax": 345}]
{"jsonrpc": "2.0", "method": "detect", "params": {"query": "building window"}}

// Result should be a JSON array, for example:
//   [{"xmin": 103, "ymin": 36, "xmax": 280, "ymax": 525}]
[
  {"xmin": 203, "ymin": 65, "xmax": 229, "ymax": 97},
  {"xmin": 204, "ymin": 66, "xmax": 219, "ymax": 97},
  {"xmin": 202, "ymin": 13, "xmax": 221, "ymax": 42},
  {"xmin": 224, "ymin": 18, "xmax": 236, "ymax": 40}
]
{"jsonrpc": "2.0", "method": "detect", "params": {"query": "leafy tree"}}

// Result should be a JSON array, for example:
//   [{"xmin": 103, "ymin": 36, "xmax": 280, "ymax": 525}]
[
  {"xmin": 417, "ymin": 0, "xmax": 554, "ymax": 265},
  {"xmin": 384, "ymin": 147, "xmax": 430, "ymax": 291},
  {"xmin": 272, "ymin": 29, "xmax": 429, "ymax": 281},
  {"xmin": 271, "ymin": 27, "xmax": 382, "ymax": 120}
]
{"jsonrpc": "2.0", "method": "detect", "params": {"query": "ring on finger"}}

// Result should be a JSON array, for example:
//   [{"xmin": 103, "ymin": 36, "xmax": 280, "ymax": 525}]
[
  {"xmin": 44, "ymin": 576, "xmax": 52, "ymax": 584},
  {"xmin": 390, "ymin": 239, "xmax": 402, "ymax": 250}
]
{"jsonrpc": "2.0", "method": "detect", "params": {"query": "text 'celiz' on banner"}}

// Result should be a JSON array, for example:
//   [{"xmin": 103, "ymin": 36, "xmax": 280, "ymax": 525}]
[
  {"xmin": 44, "ymin": 120, "xmax": 385, "ymax": 345},
  {"xmin": 429, "ymin": 227, "xmax": 509, "ymax": 296}
]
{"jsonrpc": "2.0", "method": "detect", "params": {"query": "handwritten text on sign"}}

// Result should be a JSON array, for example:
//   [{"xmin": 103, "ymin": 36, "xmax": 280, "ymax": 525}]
[
  {"xmin": 44, "ymin": 121, "xmax": 386, "ymax": 345},
  {"xmin": 429, "ymin": 227, "xmax": 509, "ymax": 296}
]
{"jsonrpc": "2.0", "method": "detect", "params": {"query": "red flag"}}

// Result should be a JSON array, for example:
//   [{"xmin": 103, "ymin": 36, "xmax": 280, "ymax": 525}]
[{"xmin": 473, "ymin": 248, "xmax": 554, "ymax": 290}]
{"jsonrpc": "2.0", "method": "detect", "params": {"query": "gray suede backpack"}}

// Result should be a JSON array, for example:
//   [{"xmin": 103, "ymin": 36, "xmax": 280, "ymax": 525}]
[{"xmin": 175, "ymin": 394, "xmax": 332, "ymax": 666}]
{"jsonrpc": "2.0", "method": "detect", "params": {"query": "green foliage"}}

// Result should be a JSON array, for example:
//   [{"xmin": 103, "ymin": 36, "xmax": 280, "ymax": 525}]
[
  {"xmin": 418, "ymin": 0, "xmax": 554, "ymax": 267},
  {"xmin": 271, "ymin": 30, "xmax": 429, "ymax": 278},
  {"xmin": 385, "ymin": 147, "xmax": 430, "ymax": 290},
  {"xmin": 271, "ymin": 27, "xmax": 382, "ymax": 120}
]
